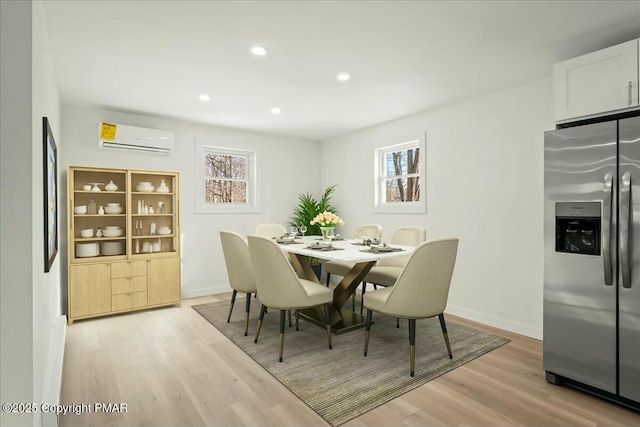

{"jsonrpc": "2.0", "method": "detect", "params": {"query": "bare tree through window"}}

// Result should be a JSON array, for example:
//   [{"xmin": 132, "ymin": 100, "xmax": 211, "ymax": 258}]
[
  {"xmin": 383, "ymin": 147, "xmax": 420, "ymax": 203},
  {"xmin": 205, "ymin": 153, "xmax": 248, "ymax": 204}
]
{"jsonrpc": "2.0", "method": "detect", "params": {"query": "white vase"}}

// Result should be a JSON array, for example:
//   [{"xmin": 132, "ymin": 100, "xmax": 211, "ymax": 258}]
[{"xmin": 105, "ymin": 180, "xmax": 118, "ymax": 191}]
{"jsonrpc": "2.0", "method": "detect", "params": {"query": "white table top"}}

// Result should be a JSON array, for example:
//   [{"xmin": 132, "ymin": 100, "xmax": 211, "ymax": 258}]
[{"xmin": 279, "ymin": 236, "xmax": 415, "ymax": 263}]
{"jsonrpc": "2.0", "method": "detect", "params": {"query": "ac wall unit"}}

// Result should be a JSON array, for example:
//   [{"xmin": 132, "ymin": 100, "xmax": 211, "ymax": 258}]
[{"xmin": 98, "ymin": 122, "xmax": 174, "ymax": 155}]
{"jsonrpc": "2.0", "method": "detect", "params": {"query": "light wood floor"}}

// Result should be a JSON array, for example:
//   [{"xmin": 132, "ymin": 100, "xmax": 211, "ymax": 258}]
[{"xmin": 60, "ymin": 294, "xmax": 640, "ymax": 427}]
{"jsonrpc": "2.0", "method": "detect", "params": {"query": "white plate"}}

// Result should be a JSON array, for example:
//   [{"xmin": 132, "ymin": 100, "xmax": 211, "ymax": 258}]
[
  {"xmin": 156, "ymin": 187, "xmax": 170, "ymax": 193},
  {"xmin": 101, "ymin": 241, "xmax": 123, "ymax": 256},
  {"xmin": 102, "ymin": 230, "xmax": 123, "ymax": 237},
  {"xmin": 76, "ymin": 242, "xmax": 99, "ymax": 257},
  {"xmin": 104, "ymin": 207, "xmax": 123, "ymax": 214},
  {"xmin": 136, "ymin": 186, "xmax": 155, "ymax": 192},
  {"xmin": 157, "ymin": 229, "xmax": 172, "ymax": 235}
]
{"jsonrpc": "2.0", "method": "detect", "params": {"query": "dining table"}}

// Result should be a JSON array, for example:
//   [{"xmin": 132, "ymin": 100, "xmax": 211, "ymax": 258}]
[{"xmin": 279, "ymin": 235, "xmax": 415, "ymax": 334}]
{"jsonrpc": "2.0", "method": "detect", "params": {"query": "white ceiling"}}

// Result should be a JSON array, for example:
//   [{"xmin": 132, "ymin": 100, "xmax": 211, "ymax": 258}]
[{"xmin": 43, "ymin": 1, "xmax": 640, "ymax": 141}]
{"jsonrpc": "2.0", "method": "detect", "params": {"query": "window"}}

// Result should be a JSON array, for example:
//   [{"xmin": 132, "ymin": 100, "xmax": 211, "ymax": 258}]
[
  {"xmin": 374, "ymin": 134, "xmax": 426, "ymax": 213},
  {"xmin": 196, "ymin": 142, "xmax": 260, "ymax": 213}
]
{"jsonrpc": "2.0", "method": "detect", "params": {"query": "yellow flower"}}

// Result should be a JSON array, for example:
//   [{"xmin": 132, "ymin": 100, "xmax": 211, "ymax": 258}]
[{"xmin": 310, "ymin": 211, "xmax": 344, "ymax": 226}]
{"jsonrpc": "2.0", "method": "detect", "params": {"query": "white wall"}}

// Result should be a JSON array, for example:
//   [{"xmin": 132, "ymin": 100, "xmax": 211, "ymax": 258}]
[
  {"xmin": 320, "ymin": 78, "xmax": 553, "ymax": 339},
  {"xmin": 60, "ymin": 106, "xmax": 320, "ymax": 299},
  {"xmin": 1, "ymin": 1, "xmax": 62, "ymax": 426}
]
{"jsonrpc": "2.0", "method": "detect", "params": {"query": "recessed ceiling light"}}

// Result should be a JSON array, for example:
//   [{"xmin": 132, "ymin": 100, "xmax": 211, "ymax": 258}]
[
  {"xmin": 199, "ymin": 94, "xmax": 210, "ymax": 102},
  {"xmin": 337, "ymin": 73, "xmax": 351, "ymax": 82},
  {"xmin": 251, "ymin": 46, "xmax": 267, "ymax": 56},
  {"xmin": 271, "ymin": 107, "xmax": 281, "ymax": 115}
]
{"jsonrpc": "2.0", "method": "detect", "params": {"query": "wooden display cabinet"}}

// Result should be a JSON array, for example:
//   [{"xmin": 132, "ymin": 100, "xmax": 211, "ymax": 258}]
[{"xmin": 67, "ymin": 166, "xmax": 181, "ymax": 325}]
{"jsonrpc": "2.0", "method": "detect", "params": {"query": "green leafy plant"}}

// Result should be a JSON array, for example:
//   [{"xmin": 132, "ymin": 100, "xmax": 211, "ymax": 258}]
[
  {"xmin": 290, "ymin": 185, "xmax": 339, "ymax": 236},
  {"xmin": 290, "ymin": 185, "xmax": 339, "ymax": 270}
]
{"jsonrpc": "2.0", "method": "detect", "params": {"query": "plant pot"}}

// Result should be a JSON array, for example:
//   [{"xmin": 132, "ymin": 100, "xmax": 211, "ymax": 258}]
[{"xmin": 311, "ymin": 263, "xmax": 322, "ymax": 280}]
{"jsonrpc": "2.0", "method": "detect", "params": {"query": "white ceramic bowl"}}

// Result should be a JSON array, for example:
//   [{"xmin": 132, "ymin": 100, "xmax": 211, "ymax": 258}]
[
  {"xmin": 76, "ymin": 242, "xmax": 99, "ymax": 257},
  {"xmin": 101, "ymin": 241, "xmax": 123, "ymax": 256},
  {"xmin": 74, "ymin": 205, "xmax": 87, "ymax": 215},
  {"xmin": 104, "ymin": 207, "xmax": 123, "ymax": 214},
  {"xmin": 156, "ymin": 187, "xmax": 170, "ymax": 193},
  {"xmin": 82, "ymin": 185, "xmax": 92, "ymax": 191},
  {"xmin": 157, "ymin": 229, "xmax": 172, "ymax": 235},
  {"xmin": 102, "ymin": 230, "xmax": 123, "ymax": 237},
  {"xmin": 138, "ymin": 181, "xmax": 151, "ymax": 186},
  {"xmin": 136, "ymin": 185, "xmax": 155, "ymax": 192},
  {"xmin": 107, "ymin": 202, "xmax": 121, "ymax": 207},
  {"xmin": 80, "ymin": 228, "xmax": 93, "ymax": 238}
]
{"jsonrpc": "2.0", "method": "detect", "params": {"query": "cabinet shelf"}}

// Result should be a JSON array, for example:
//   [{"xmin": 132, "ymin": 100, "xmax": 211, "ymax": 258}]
[
  {"xmin": 75, "ymin": 237, "xmax": 126, "ymax": 242},
  {"xmin": 132, "ymin": 234, "xmax": 174, "ymax": 239},
  {"xmin": 131, "ymin": 192, "xmax": 174, "ymax": 195},
  {"xmin": 131, "ymin": 213, "xmax": 172, "ymax": 217},
  {"xmin": 74, "ymin": 190, "xmax": 126, "ymax": 194},
  {"xmin": 75, "ymin": 214, "xmax": 126, "ymax": 218}
]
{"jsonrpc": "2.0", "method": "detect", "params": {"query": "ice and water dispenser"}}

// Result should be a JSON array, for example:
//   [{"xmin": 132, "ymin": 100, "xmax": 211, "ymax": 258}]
[{"xmin": 555, "ymin": 202, "xmax": 601, "ymax": 256}]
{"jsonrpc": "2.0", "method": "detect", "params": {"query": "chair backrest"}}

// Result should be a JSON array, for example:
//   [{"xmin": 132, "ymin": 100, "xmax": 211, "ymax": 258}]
[
  {"xmin": 247, "ymin": 235, "xmax": 314, "ymax": 309},
  {"xmin": 220, "ymin": 230, "xmax": 257, "ymax": 293},
  {"xmin": 254, "ymin": 223, "xmax": 287, "ymax": 238},
  {"xmin": 379, "ymin": 226, "xmax": 427, "ymax": 267},
  {"xmin": 390, "ymin": 226, "xmax": 426, "ymax": 246},
  {"xmin": 382, "ymin": 238, "xmax": 459, "ymax": 318},
  {"xmin": 355, "ymin": 224, "xmax": 383, "ymax": 240}
]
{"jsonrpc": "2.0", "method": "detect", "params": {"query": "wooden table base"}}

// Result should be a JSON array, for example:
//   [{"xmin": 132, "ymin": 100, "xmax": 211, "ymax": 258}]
[{"xmin": 290, "ymin": 253, "xmax": 376, "ymax": 334}]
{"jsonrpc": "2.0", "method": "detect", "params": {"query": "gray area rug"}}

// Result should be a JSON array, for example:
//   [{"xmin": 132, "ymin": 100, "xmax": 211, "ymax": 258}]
[{"xmin": 193, "ymin": 299, "xmax": 509, "ymax": 426}]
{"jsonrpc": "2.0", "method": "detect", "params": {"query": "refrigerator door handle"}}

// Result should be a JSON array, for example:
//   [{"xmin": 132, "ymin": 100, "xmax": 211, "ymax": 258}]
[
  {"xmin": 603, "ymin": 172, "xmax": 614, "ymax": 286},
  {"xmin": 620, "ymin": 171, "xmax": 632, "ymax": 288}
]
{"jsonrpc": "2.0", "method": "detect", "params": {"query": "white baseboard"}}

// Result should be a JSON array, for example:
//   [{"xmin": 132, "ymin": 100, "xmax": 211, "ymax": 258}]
[
  {"xmin": 446, "ymin": 304, "xmax": 542, "ymax": 340},
  {"xmin": 182, "ymin": 285, "xmax": 232, "ymax": 299},
  {"xmin": 42, "ymin": 315, "xmax": 67, "ymax": 427}
]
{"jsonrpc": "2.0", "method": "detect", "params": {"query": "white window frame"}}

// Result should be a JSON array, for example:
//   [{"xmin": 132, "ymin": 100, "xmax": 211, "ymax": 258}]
[
  {"xmin": 195, "ymin": 141, "xmax": 261, "ymax": 214},
  {"xmin": 373, "ymin": 133, "xmax": 426, "ymax": 214}
]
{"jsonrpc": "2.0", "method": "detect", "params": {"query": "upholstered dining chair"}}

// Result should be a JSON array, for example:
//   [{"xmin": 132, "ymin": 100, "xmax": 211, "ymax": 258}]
[
  {"xmin": 359, "ymin": 226, "xmax": 427, "ymax": 313},
  {"xmin": 254, "ymin": 223, "xmax": 287, "ymax": 238},
  {"xmin": 247, "ymin": 234, "xmax": 334, "ymax": 362},
  {"xmin": 220, "ymin": 230, "xmax": 257, "ymax": 336},
  {"xmin": 363, "ymin": 238, "xmax": 459, "ymax": 377}
]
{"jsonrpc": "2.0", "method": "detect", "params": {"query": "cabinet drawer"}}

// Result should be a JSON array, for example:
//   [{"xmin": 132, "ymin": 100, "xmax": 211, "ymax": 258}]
[
  {"xmin": 111, "ymin": 291, "xmax": 147, "ymax": 312},
  {"xmin": 111, "ymin": 261, "xmax": 147, "ymax": 279},
  {"xmin": 111, "ymin": 276, "xmax": 147, "ymax": 295}
]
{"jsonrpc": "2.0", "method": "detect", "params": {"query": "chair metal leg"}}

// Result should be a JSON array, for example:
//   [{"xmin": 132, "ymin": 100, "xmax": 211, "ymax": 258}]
[
  {"xmin": 409, "ymin": 318, "xmax": 416, "ymax": 377},
  {"xmin": 288, "ymin": 310, "xmax": 292, "ymax": 327},
  {"xmin": 254, "ymin": 304, "xmax": 267, "ymax": 343},
  {"xmin": 295, "ymin": 310, "xmax": 299, "ymax": 331},
  {"xmin": 244, "ymin": 293, "xmax": 252, "ymax": 336},
  {"xmin": 397, "ymin": 317, "xmax": 400, "ymax": 328},
  {"xmin": 227, "ymin": 290, "xmax": 237, "ymax": 323},
  {"xmin": 360, "ymin": 283, "xmax": 367, "ymax": 315},
  {"xmin": 325, "ymin": 303, "xmax": 332, "ymax": 349},
  {"xmin": 438, "ymin": 313, "xmax": 453, "ymax": 359},
  {"xmin": 326, "ymin": 272, "xmax": 331, "ymax": 287},
  {"xmin": 364, "ymin": 309, "xmax": 373, "ymax": 356},
  {"xmin": 279, "ymin": 310, "xmax": 286, "ymax": 362}
]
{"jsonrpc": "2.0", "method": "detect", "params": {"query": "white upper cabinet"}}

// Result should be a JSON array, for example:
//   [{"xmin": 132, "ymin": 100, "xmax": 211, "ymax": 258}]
[{"xmin": 554, "ymin": 39, "xmax": 639, "ymax": 122}]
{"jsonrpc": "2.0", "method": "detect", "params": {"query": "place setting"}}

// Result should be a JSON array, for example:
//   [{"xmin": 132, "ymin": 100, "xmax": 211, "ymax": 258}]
[
  {"xmin": 359, "ymin": 242, "xmax": 404, "ymax": 253},
  {"xmin": 274, "ymin": 226, "xmax": 304, "ymax": 244}
]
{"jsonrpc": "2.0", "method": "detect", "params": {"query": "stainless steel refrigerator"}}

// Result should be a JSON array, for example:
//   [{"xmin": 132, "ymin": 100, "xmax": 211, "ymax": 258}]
[{"xmin": 544, "ymin": 115, "xmax": 640, "ymax": 410}]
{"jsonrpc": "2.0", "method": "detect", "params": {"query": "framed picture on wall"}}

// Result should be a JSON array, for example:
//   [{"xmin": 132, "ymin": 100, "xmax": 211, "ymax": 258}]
[{"xmin": 43, "ymin": 117, "xmax": 58, "ymax": 272}]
